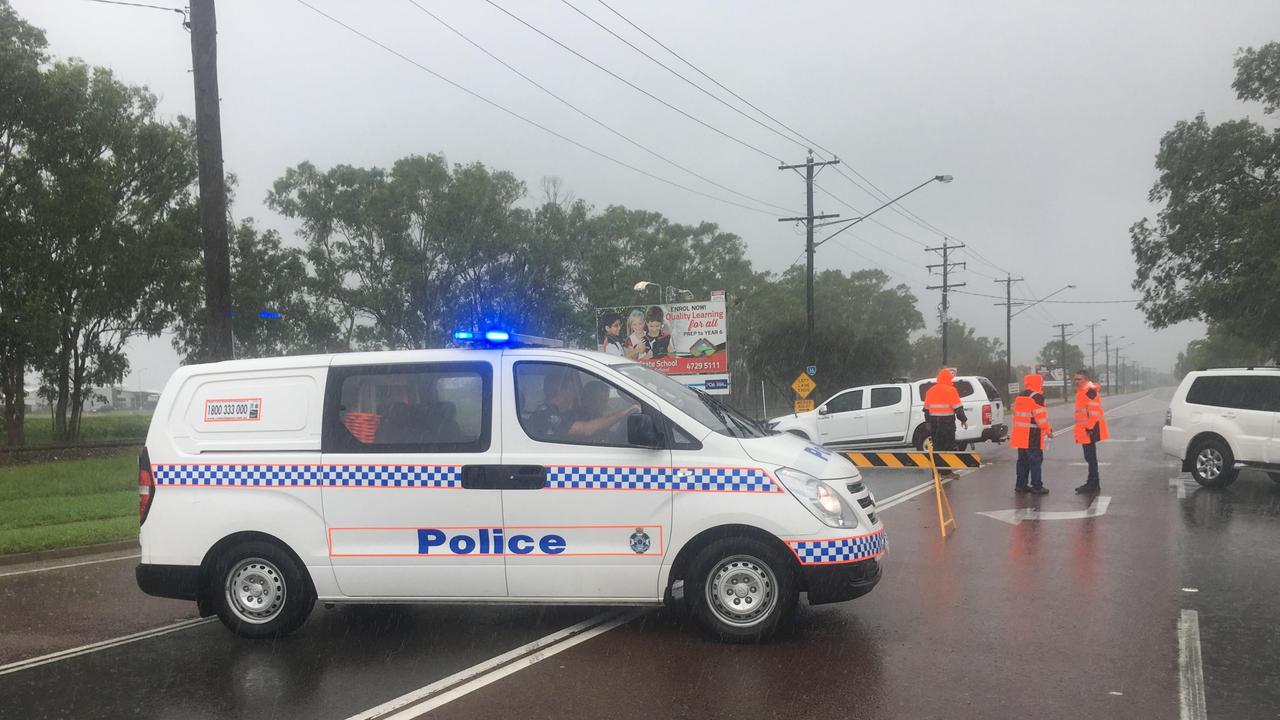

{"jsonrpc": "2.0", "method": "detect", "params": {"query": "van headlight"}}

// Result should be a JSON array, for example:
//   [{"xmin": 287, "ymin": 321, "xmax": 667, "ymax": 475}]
[{"xmin": 776, "ymin": 467, "xmax": 859, "ymax": 528}]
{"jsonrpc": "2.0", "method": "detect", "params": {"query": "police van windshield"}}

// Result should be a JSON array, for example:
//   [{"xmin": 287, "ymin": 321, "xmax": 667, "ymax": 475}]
[{"xmin": 614, "ymin": 363, "xmax": 769, "ymax": 439}]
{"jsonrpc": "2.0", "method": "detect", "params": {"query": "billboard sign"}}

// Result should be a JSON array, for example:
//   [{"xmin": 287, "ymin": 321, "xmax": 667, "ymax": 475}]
[{"xmin": 595, "ymin": 298, "xmax": 730, "ymax": 394}]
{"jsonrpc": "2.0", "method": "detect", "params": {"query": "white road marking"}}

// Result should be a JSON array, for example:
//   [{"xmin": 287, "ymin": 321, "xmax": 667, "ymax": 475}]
[
  {"xmin": 976, "ymin": 496, "xmax": 1111, "ymax": 525},
  {"xmin": 348, "ymin": 610, "xmax": 640, "ymax": 720},
  {"xmin": 1170, "ymin": 477, "xmax": 1188, "ymax": 499},
  {"xmin": 1179, "ymin": 609, "xmax": 1208, "ymax": 720},
  {"xmin": 874, "ymin": 468, "xmax": 975, "ymax": 511},
  {"xmin": 0, "ymin": 552, "xmax": 140, "ymax": 578},
  {"xmin": 1106, "ymin": 437, "xmax": 1147, "ymax": 443},
  {"xmin": 1069, "ymin": 462, "xmax": 1113, "ymax": 466},
  {"xmin": 0, "ymin": 617, "xmax": 215, "ymax": 676},
  {"xmin": 347, "ymin": 470, "xmax": 960, "ymax": 720}
]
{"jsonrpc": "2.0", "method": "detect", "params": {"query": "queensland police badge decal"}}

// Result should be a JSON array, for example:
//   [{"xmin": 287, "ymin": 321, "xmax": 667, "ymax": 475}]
[{"xmin": 629, "ymin": 528, "xmax": 651, "ymax": 554}]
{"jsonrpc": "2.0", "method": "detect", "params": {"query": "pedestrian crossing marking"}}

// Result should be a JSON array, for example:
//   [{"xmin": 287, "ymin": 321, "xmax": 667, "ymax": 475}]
[{"xmin": 845, "ymin": 451, "xmax": 981, "ymax": 469}]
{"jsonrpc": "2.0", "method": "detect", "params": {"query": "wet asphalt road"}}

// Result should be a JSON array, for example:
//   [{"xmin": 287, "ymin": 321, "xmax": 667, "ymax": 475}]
[{"xmin": 2, "ymin": 388, "xmax": 1278, "ymax": 719}]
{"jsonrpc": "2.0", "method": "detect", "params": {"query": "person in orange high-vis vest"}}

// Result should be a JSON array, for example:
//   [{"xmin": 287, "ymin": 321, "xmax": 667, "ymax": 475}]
[
  {"xmin": 1073, "ymin": 369, "xmax": 1109, "ymax": 493},
  {"xmin": 1011, "ymin": 374, "xmax": 1052, "ymax": 494},
  {"xmin": 923, "ymin": 368, "xmax": 967, "ymax": 453}
]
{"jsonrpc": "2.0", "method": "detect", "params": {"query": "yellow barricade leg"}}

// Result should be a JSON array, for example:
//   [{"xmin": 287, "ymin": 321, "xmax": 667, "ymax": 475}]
[{"xmin": 929, "ymin": 448, "xmax": 957, "ymax": 539}]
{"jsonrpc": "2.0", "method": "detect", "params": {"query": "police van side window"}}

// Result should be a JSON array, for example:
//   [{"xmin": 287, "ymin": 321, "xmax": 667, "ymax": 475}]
[
  {"xmin": 322, "ymin": 362, "xmax": 492, "ymax": 454},
  {"xmin": 514, "ymin": 362, "xmax": 650, "ymax": 448}
]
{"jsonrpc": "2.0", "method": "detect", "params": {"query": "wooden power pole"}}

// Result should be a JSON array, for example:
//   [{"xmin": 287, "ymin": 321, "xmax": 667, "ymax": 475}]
[{"xmin": 189, "ymin": 0, "xmax": 233, "ymax": 361}]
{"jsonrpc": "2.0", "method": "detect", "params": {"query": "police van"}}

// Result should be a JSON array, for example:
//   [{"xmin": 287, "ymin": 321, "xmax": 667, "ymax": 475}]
[{"xmin": 135, "ymin": 333, "xmax": 884, "ymax": 642}]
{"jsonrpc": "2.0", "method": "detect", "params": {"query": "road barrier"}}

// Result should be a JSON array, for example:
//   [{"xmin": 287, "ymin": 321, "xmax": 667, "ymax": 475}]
[
  {"xmin": 844, "ymin": 449, "xmax": 981, "ymax": 539},
  {"xmin": 845, "ymin": 450, "xmax": 981, "ymax": 469}
]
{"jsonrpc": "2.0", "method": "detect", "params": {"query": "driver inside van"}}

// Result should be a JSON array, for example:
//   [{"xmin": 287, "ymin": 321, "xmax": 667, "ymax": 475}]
[{"xmin": 526, "ymin": 369, "xmax": 640, "ymax": 442}]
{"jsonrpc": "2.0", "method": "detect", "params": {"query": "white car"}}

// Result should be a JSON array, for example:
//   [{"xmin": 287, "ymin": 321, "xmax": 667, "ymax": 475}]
[
  {"xmin": 770, "ymin": 375, "xmax": 1007, "ymax": 451},
  {"xmin": 135, "ymin": 336, "xmax": 884, "ymax": 642},
  {"xmin": 1162, "ymin": 367, "xmax": 1280, "ymax": 487}
]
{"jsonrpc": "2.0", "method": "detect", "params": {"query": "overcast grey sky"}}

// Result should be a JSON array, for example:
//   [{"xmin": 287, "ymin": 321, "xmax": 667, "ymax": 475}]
[{"xmin": 15, "ymin": 0, "xmax": 1280, "ymax": 391}]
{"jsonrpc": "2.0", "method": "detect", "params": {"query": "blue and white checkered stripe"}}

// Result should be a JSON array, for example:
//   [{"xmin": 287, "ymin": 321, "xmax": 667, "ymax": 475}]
[
  {"xmin": 152, "ymin": 464, "xmax": 461, "ymax": 488},
  {"xmin": 790, "ymin": 531, "xmax": 886, "ymax": 565},
  {"xmin": 546, "ymin": 466, "xmax": 778, "ymax": 493}
]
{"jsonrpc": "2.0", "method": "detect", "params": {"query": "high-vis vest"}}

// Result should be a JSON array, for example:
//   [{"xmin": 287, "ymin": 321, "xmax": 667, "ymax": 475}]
[
  {"xmin": 924, "ymin": 371, "xmax": 962, "ymax": 418},
  {"xmin": 1010, "ymin": 393, "xmax": 1051, "ymax": 450},
  {"xmin": 1073, "ymin": 381, "xmax": 1109, "ymax": 444}
]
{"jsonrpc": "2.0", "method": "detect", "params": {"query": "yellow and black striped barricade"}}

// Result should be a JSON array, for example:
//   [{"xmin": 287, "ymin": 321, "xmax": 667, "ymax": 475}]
[
  {"xmin": 845, "ymin": 450, "xmax": 981, "ymax": 471},
  {"xmin": 844, "ymin": 450, "xmax": 981, "ymax": 539}
]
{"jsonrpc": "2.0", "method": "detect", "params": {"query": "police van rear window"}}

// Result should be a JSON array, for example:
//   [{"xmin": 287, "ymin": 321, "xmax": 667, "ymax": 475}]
[{"xmin": 322, "ymin": 362, "xmax": 492, "ymax": 453}]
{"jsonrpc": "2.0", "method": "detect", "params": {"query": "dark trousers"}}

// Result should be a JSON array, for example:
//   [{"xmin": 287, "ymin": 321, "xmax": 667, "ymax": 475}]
[
  {"xmin": 1016, "ymin": 448, "xmax": 1044, "ymax": 489},
  {"xmin": 1081, "ymin": 425, "xmax": 1101, "ymax": 485},
  {"xmin": 927, "ymin": 416, "xmax": 957, "ymax": 452}
]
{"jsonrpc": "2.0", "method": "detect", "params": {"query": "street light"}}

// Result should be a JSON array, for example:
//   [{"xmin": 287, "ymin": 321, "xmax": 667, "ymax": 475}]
[
  {"xmin": 784, "ymin": 173, "xmax": 952, "ymax": 368},
  {"xmin": 1010, "ymin": 284, "xmax": 1076, "ymax": 318},
  {"xmin": 812, "ymin": 175, "xmax": 954, "ymax": 247},
  {"xmin": 633, "ymin": 280, "xmax": 663, "ymax": 303},
  {"xmin": 633, "ymin": 281, "xmax": 692, "ymax": 304}
]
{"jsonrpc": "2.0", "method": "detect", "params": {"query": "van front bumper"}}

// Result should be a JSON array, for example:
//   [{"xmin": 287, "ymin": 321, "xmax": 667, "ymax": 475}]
[
  {"xmin": 802, "ymin": 557, "xmax": 881, "ymax": 605},
  {"xmin": 136, "ymin": 563, "xmax": 201, "ymax": 601}
]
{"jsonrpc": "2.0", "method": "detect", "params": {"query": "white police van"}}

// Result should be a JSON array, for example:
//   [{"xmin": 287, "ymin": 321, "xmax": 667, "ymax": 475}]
[{"xmin": 136, "ymin": 333, "xmax": 884, "ymax": 642}]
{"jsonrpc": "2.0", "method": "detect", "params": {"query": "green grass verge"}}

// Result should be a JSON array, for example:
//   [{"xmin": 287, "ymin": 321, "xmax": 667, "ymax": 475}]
[
  {"xmin": 0, "ymin": 450, "xmax": 138, "ymax": 555},
  {"xmin": 17, "ymin": 411, "xmax": 152, "ymax": 445},
  {"xmin": 0, "ymin": 516, "xmax": 138, "ymax": 555},
  {"xmin": 0, "ymin": 451, "xmax": 136, "ymax": 502}
]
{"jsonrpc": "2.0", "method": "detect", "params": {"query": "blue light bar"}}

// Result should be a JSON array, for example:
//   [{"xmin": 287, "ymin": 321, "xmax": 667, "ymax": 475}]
[
  {"xmin": 484, "ymin": 330, "xmax": 511, "ymax": 343},
  {"xmin": 453, "ymin": 330, "xmax": 476, "ymax": 341},
  {"xmin": 259, "ymin": 310, "xmax": 281, "ymax": 319}
]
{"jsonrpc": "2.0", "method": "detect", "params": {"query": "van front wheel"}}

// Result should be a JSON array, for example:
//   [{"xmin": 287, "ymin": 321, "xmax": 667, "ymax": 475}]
[
  {"xmin": 689, "ymin": 537, "xmax": 797, "ymax": 643},
  {"xmin": 211, "ymin": 540, "xmax": 315, "ymax": 639}
]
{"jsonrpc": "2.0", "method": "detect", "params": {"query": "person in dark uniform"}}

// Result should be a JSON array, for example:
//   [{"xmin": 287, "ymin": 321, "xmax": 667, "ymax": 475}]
[
  {"xmin": 923, "ymin": 368, "xmax": 968, "ymax": 452},
  {"xmin": 525, "ymin": 369, "xmax": 639, "ymax": 443}
]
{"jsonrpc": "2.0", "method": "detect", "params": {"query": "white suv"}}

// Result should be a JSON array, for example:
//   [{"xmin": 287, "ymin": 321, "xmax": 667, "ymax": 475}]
[
  {"xmin": 770, "ymin": 375, "xmax": 1007, "ymax": 451},
  {"xmin": 1162, "ymin": 368, "xmax": 1280, "ymax": 487}
]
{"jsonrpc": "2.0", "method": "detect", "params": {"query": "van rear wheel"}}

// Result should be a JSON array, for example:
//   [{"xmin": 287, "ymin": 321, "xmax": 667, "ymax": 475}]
[
  {"xmin": 211, "ymin": 540, "xmax": 314, "ymax": 639},
  {"xmin": 688, "ymin": 537, "xmax": 797, "ymax": 643}
]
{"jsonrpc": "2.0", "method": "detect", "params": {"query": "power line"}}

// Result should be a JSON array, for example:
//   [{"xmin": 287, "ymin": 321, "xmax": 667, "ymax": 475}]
[
  {"xmin": 559, "ymin": 0, "xmax": 810, "ymax": 153},
  {"xmin": 594, "ymin": 0, "xmax": 834, "ymax": 158},
  {"xmin": 482, "ymin": 0, "xmax": 785, "ymax": 163},
  {"xmin": 952, "ymin": 289, "xmax": 1138, "ymax": 304},
  {"xmin": 78, "ymin": 0, "xmax": 184, "ymax": 13},
  {"xmin": 293, "ymin": 0, "xmax": 782, "ymax": 217},
  {"xmin": 588, "ymin": 0, "xmax": 1024, "ymax": 283},
  {"xmin": 404, "ymin": 0, "xmax": 794, "ymax": 215}
]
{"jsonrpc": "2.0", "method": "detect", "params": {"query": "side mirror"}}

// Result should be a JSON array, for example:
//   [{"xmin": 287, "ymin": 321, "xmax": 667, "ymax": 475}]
[
  {"xmin": 817, "ymin": 406, "xmax": 829, "ymax": 415},
  {"xmin": 627, "ymin": 413, "xmax": 662, "ymax": 448}
]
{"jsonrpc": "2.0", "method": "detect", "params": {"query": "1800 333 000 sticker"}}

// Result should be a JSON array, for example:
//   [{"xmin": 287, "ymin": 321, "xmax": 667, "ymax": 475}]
[{"xmin": 203, "ymin": 397, "xmax": 262, "ymax": 422}]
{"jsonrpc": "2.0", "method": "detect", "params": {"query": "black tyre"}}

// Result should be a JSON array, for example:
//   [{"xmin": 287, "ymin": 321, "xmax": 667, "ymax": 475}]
[
  {"xmin": 1189, "ymin": 437, "xmax": 1238, "ymax": 488},
  {"xmin": 211, "ymin": 540, "xmax": 315, "ymax": 639},
  {"xmin": 1269, "ymin": 472, "xmax": 1280, "ymax": 484},
  {"xmin": 688, "ymin": 536, "xmax": 797, "ymax": 643},
  {"xmin": 912, "ymin": 425, "xmax": 930, "ymax": 451}
]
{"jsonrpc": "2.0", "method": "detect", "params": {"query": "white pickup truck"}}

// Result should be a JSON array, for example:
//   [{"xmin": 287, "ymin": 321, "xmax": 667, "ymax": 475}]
[{"xmin": 770, "ymin": 375, "xmax": 1008, "ymax": 451}]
